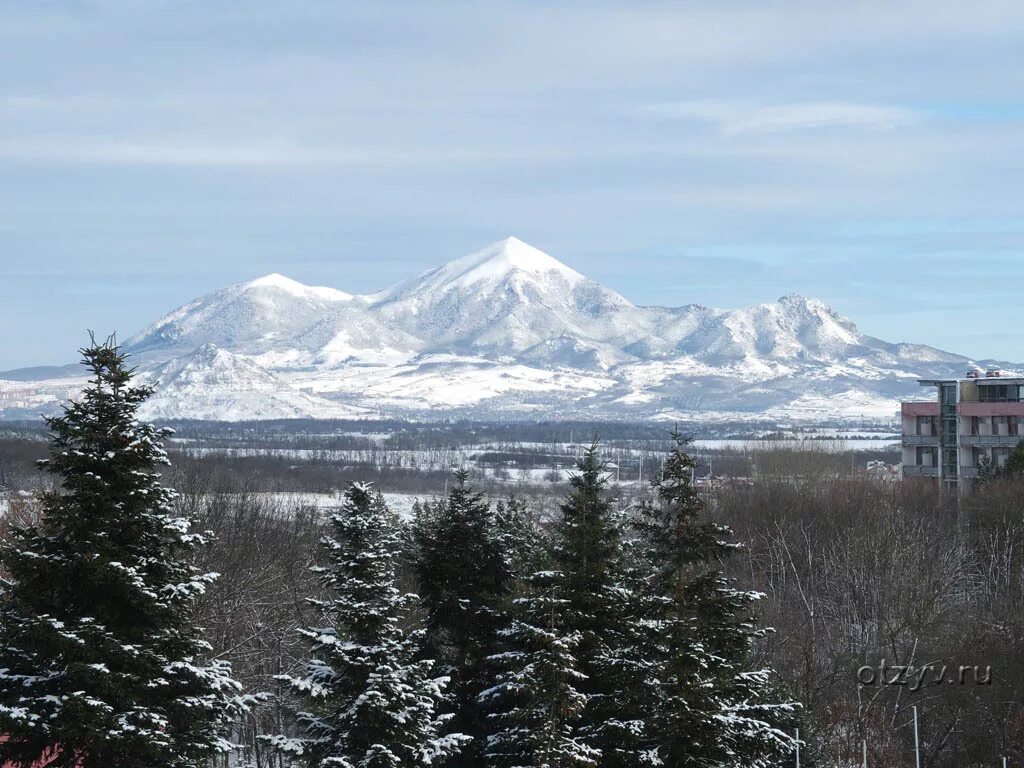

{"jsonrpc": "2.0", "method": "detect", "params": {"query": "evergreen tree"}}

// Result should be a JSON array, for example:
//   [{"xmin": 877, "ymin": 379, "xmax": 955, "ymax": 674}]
[
  {"xmin": 1002, "ymin": 439, "xmax": 1024, "ymax": 476},
  {"xmin": 552, "ymin": 445, "xmax": 619, "ymax": 667},
  {"xmin": 479, "ymin": 571, "xmax": 598, "ymax": 768},
  {"xmin": 492, "ymin": 496, "xmax": 545, "ymax": 584},
  {"xmin": 633, "ymin": 432, "xmax": 797, "ymax": 767},
  {"xmin": 977, "ymin": 453, "xmax": 998, "ymax": 483},
  {"xmin": 0, "ymin": 337, "xmax": 248, "ymax": 768},
  {"xmin": 975, "ymin": 440, "xmax": 1024, "ymax": 483},
  {"xmin": 586, "ymin": 531, "xmax": 661, "ymax": 768},
  {"xmin": 413, "ymin": 472, "xmax": 512, "ymax": 767},
  {"xmin": 551, "ymin": 444, "xmax": 655, "ymax": 766},
  {"xmin": 269, "ymin": 482, "xmax": 467, "ymax": 768}
]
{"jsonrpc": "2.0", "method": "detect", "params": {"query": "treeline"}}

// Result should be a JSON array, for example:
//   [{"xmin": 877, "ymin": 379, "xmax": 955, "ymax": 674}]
[
  {"xmin": 175, "ymin": 465, "xmax": 1024, "ymax": 766},
  {"xmin": 2, "ymin": 405, "xmax": 903, "ymax": 501},
  {"xmin": 160, "ymin": 444, "xmax": 899, "ymax": 498},
  {"xmin": 0, "ymin": 434, "xmax": 49, "ymax": 490},
  {"xmin": 1, "ymin": 340, "xmax": 1020, "ymax": 767},
  {"xmin": 0, "ymin": 341, "xmax": 798, "ymax": 768},
  {"xmin": 162, "ymin": 419, "xmax": 703, "ymax": 450},
  {"xmin": 716, "ymin": 476, "xmax": 1024, "ymax": 765},
  {"xmin": 231, "ymin": 442, "xmax": 797, "ymax": 768}
]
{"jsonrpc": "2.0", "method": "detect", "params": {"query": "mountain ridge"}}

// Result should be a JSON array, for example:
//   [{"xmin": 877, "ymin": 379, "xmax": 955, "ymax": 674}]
[{"xmin": 1, "ymin": 237, "xmax": 1007, "ymax": 423}]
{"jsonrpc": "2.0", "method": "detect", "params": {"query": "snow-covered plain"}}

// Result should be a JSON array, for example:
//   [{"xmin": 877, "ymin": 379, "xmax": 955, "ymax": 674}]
[{"xmin": 0, "ymin": 237, "xmax": 1009, "ymax": 424}]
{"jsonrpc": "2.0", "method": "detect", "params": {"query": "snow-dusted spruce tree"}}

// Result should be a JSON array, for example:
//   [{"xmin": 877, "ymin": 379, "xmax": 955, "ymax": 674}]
[
  {"xmin": 0, "ymin": 337, "xmax": 248, "ymax": 768},
  {"xmin": 413, "ymin": 472, "xmax": 512, "ymax": 768},
  {"xmin": 269, "ymin": 482, "xmax": 467, "ymax": 768},
  {"xmin": 479, "ymin": 570, "xmax": 598, "ymax": 768},
  {"xmin": 491, "ymin": 496, "xmax": 544, "ymax": 585},
  {"xmin": 587, "ymin": 534, "xmax": 664, "ymax": 768},
  {"xmin": 552, "ymin": 445, "xmax": 655, "ymax": 768},
  {"xmin": 552, "ymin": 446, "xmax": 619, "ymax": 673},
  {"xmin": 632, "ymin": 432, "xmax": 798, "ymax": 767}
]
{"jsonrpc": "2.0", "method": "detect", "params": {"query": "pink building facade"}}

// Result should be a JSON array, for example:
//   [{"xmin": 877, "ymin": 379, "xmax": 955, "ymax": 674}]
[{"xmin": 901, "ymin": 373, "xmax": 1024, "ymax": 492}]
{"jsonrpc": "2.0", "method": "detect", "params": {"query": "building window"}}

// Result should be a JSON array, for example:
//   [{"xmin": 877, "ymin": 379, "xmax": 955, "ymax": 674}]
[
  {"xmin": 1011, "ymin": 416, "xmax": 1020, "ymax": 436},
  {"xmin": 980, "ymin": 385, "xmax": 1004, "ymax": 402},
  {"xmin": 979, "ymin": 384, "xmax": 1024, "ymax": 403},
  {"xmin": 943, "ymin": 448, "xmax": 958, "ymax": 474},
  {"xmin": 916, "ymin": 415, "xmax": 935, "ymax": 435},
  {"xmin": 992, "ymin": 447, "xmax": 1012, "ymax": 468},
  {"xmin": 916, "ymin": 447, "xmax": 937, "ymax": 466},
  {"xmin": 971, "ymin": 416, "xmax": 980, "ymax": 436},
  {"xmin": 993, "ymin": 416, "xmax": 1010, "ymax": 436}
]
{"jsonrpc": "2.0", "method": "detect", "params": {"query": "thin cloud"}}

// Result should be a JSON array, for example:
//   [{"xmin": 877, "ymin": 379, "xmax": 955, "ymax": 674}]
[
  {"xmin": 645, "ymin": 100, "xmax": 918, "ymax": 135},
  {"xmin": 0, "ymin": 140, "xmax": 566, "ymax": 167}
]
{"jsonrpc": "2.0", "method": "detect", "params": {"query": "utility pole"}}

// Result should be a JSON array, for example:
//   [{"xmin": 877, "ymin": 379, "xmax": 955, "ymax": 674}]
[
  {"xmin": 794, "ymin": 728, "xmax": 799, "ymax": 768},
  {"xmin": 862, "ymin": 739, "xmax": 867, "ymax": 768}
]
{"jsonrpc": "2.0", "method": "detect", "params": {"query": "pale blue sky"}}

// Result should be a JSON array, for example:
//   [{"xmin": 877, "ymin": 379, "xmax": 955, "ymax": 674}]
[{"xmin": 2, "ymin": 1, "xmax": 1024, "ymax": 369}]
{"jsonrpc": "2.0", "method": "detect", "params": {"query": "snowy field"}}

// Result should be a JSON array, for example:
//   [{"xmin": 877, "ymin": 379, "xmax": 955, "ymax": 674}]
[{"xmin": 256, "ymin": 491, "xmax": 424, "ymax": 519}]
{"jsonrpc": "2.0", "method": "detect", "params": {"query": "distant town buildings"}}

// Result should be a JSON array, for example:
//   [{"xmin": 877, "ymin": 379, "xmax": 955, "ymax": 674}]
[
  {"xmin": 901, "ymin": 370, "xmax": 1024, "ymax": 492},
  {"xmin": 864, "ymin": 460, "xmax": 900, "ymax": 482}
]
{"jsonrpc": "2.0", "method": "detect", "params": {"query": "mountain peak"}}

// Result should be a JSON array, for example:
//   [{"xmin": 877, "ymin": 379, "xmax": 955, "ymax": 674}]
[
  {"xmin": 778, "ymin": 291, "xmax": 809, "ymax": 303},
  {"xmin": 775, "ymin": 293, "xmax": 846, "ymax": 318},
  {"xmin": 241, "ymin": 273, "xmax": 352, "ymax": 302},
  {"xmin": 374, "ymin": 237, "xmax": 589, "ymax": 305},
  {"xmin": 777, "ymin": 292, "xmax": 826, "ymax": 308},
  {"xmin": 446, "ymin": 237, "xmax": 584, "ymax": 284},
  {"xmin": 246, "ymin": 272, "xmax": 297, "ymax": 288}
]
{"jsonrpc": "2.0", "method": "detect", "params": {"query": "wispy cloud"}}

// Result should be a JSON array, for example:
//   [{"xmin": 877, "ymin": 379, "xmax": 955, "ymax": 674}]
[
  {"xmin": 0, "ymin": 140, "xmax": 316, "ymax": 167},
  {"xmin": 0, "ymin": 139, "xmax": 580, "ymax": 168},
  {"xmin": 643, "ymin": 100, "xmax": 919, "ymax": 135}
]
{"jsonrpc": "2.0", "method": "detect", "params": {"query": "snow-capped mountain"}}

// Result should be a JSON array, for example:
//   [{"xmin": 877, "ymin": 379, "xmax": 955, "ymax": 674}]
[
  {"xmin": 0, "ymin": 237, "xmax": 999, "ymax": 423},
  {"xmin": 373, "ymin": 238, "xmax": 643, "ymax": 367},
  {"xmin": 137, "ymin": 343, "xmax": 372, "ymax": 421},
  {"xmin": 129, "ymin": 273, "xmax": 356, "ymax": 362}
]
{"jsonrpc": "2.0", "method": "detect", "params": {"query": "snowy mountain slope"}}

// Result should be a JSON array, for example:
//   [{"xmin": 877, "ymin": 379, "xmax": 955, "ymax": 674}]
[
  {"xmin": 127, "ymin": 273, "xmax": 420, "ymax": 369},
  {"xmin": 126, "ymin": 274, "xmax": 355, "ymax": 360},
  {"xmin": 137, "ymin": 344, "xmax": 372, "ymax": 421},
  {"xmin": 372, "ymin": 237, "xmax": 647, "ymax": 367},
  {"xmin": 1, "ymin": 237, "xmax": 1005, "ymax": 423},
  {"xmin": 638, "ymin": 294, "xmax": 963, "ymax": 368},
  {"xmin": 682, "ymin": 294, "xmax": 862, "ymax": 360}
]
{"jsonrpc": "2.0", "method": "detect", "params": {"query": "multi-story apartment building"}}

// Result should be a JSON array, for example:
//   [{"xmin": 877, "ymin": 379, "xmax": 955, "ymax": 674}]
[{"xmin": 901, "ymin": 370, "xmax": 1024, "ymax": 491}]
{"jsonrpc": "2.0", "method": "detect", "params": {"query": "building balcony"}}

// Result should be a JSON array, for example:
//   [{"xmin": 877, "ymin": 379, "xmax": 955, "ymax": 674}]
[
  {"xmin": 959, "ymin": 466, "xmax": 980, "ymax": 479},
  {"xmin": 902, "ymin": 464, "xmax": 939, "ymax": 478},
  {"xmin": 959, "ymin": 434, "xmax": 1024, "ymax": 447},
  {"xmin": 902, "ymin": 434, "xmax": 939, "ymax": 446}
]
